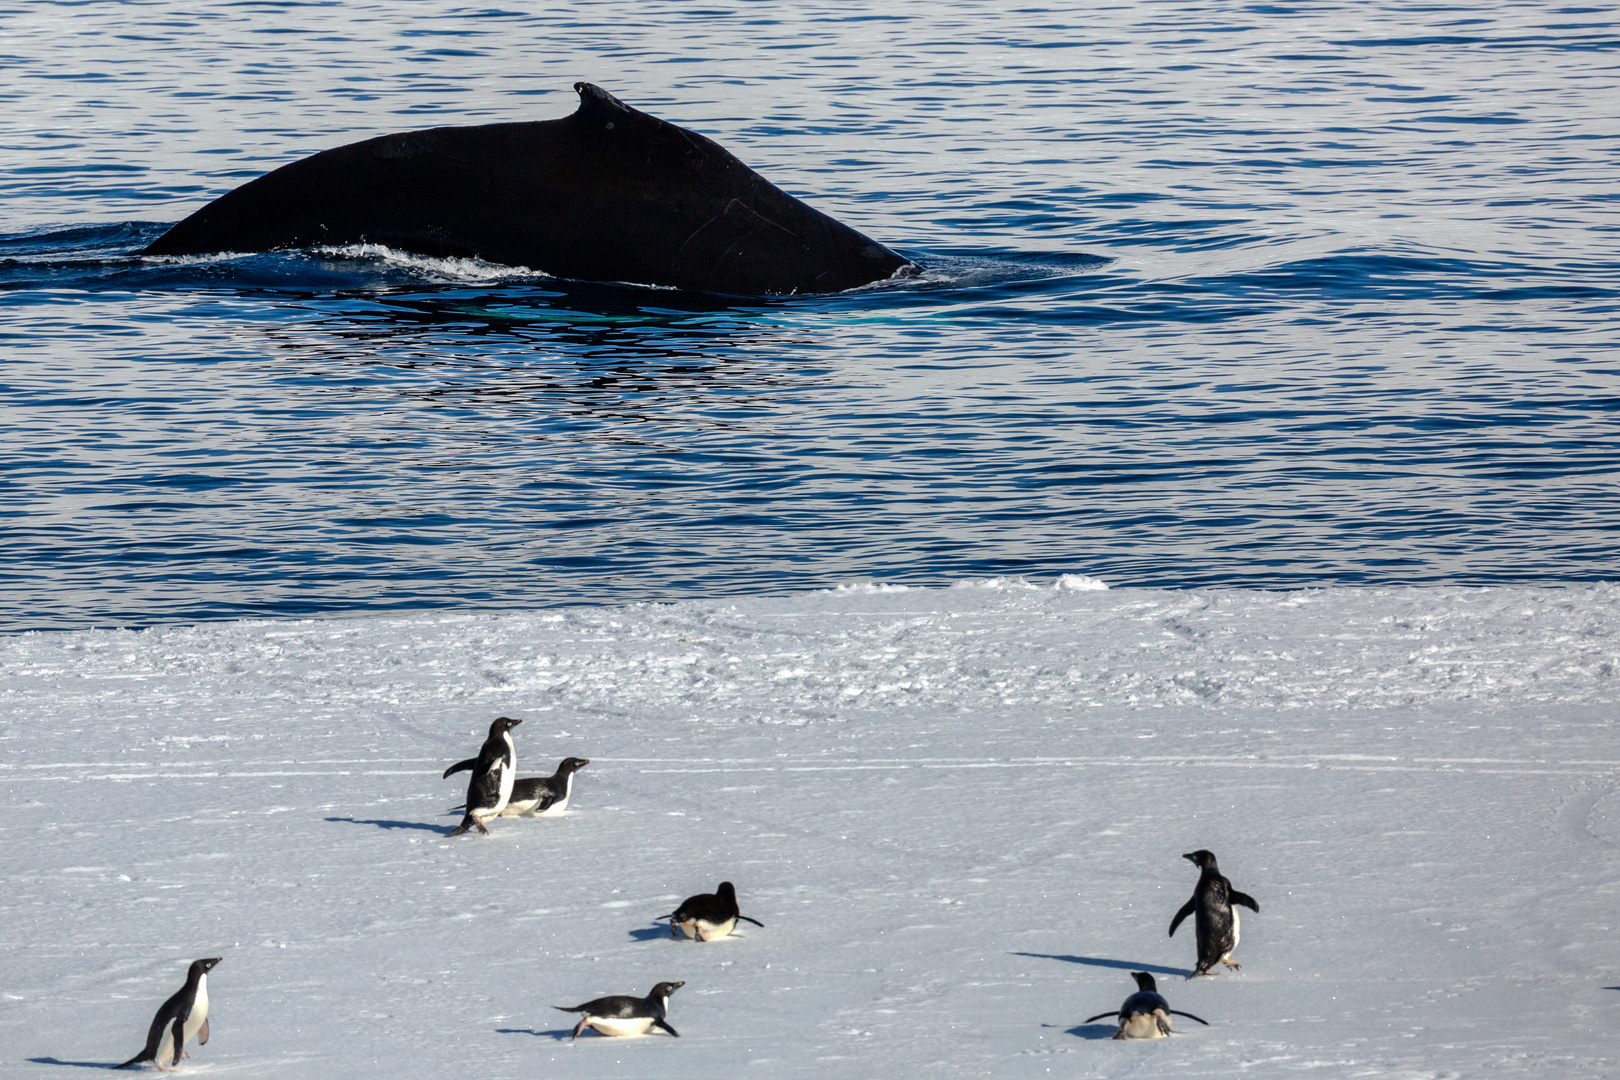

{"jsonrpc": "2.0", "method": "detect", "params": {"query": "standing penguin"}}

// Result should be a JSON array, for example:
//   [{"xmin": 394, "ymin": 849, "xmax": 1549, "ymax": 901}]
[
  {"xmin": 660, "ymin": 881, "xmax": 764, "ymax": 941},
  {"xmin": 1169, "ymin": 849, "xmax": 1260, "ymax": 976},
  {"xmin": 498, "ymin": 756, "xmax": 590, "ymax": 817},
  {"xmin": 443, "ymin": 716, "xmax": 521, "ymax": 836},
  {"xmin": 553, "ymin": 980, "xmax": 685, "ymax": 1038},
  {"xmin": 116, "ymin": 957, "xmax": 221, "ymax": 1070},
  {"xmin": 1083, "ymin": 971, "xmax": 1209, "ymax": 1039}
]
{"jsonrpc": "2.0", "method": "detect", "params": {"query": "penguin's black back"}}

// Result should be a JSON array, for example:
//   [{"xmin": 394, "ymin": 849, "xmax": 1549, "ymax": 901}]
[
  {"xmin": 1193, "ymin": 870, "xmax": 1238, "ymax": 962},
  {"xmin": 1121, "ymin": 989, "xmax": 1171, "ymax": 1019}
]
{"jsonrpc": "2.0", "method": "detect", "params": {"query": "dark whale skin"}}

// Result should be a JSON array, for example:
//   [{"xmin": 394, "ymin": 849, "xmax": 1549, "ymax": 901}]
[{"xmin": 142, "ymin": 82, "xmax": 914, "ymax": 296}]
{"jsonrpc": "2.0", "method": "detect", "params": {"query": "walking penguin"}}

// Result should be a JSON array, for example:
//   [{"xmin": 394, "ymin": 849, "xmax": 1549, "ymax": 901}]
[
  {"xmin": 115, "ymin": 957, "xmax": 221, "ymax": 1071},
  {"xmin": 1169, "ymin": 849, "xmax": 1260, "ymax": 976},
  {"xmin": 443, "ymin": 716, "xmax": 521, "ymax": 836}
]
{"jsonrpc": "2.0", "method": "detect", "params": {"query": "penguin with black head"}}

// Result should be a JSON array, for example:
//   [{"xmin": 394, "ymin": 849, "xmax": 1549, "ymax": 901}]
[
  {"xmin": 462, "ymin": 756, "xmax": 589, "ymax": 817},
  {"xmin": 661, "ymin": 881, "xmax": 764, "ymax": 941},
  {"xmin": 444, "ymin": 716, "xmax": 521, "ymax": 836},
  {"xmin": 1169, "ymin": 849, "xmax": 1260, "ymax": 976},
  {"xmin": 1084, "ymin": 970, "xmax": 1208, "ymax": 1038},
  {"xmin": 116, "ymin": 957, "xmax": 221, "ymax": 1070},
  {"xmin": 554, "ymin": 980, "xmax": 685, "ymax": 1038}
]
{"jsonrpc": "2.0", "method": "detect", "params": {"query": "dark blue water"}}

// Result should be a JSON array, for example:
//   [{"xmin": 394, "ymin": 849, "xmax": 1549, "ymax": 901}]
[{"xmin": 3, "ymin": 0, "xmax": 1618, "ymax": 631}]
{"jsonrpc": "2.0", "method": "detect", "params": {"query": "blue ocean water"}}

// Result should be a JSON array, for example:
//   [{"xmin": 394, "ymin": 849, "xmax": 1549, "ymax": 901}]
[{"xmin": 2, "ymin": 0, "xmax": 1617, "ymax": 631}]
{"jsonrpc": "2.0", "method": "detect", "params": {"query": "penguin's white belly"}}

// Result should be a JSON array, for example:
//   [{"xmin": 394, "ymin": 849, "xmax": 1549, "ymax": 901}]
[
  {"xmin": 500, "ymin": 789, "xmax": 539, "ymax": 816},
  {"xmin": 537, "ymin": 773, "xmax": 574, "ymax": 817},
  {"xmin": 492, "ymin": 734, "xmax": 516, "ymax": 811},
  {"xmin": 1120, "ymin": 1011, "xmax": 1169, "ymax": 1039},
  {"xmin": 1226, "ymin": 909, "xmax": 1240, "ymax": 956},
  {"xmin": 586, "ymin": 1015, "xmax": 656, "ymax": 1037},
  {"xmin": 183, "ymin": 978, "xmax": 209, "ymax": 1045},
  {"xmin": 676, "ymin": 914, "xmax": 737, "ymax": 941}
]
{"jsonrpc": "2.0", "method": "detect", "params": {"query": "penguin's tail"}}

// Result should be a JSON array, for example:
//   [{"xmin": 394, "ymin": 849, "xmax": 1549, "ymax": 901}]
[
  {"xmin": 446, "ymin": 816, "xmax": 475, "ymax": 837},
  {"xmin": 114, "ymin": 1052, "xmax": 151, "ymax": 1069},
  {"xmin": 737, "ymin": 915, "xmax": 765, "ymax": 927}
]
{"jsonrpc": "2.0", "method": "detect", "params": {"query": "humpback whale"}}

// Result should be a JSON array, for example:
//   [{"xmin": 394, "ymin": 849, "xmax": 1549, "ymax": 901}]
[{"xmin": 142, "ymin": 82, "xmax": 915, "ymax": 296}]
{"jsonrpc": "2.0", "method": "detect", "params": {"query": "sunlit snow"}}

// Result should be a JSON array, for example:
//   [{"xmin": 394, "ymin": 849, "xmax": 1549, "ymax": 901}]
[{"xmin": 4, "ymin": 581, "xmax": 1618, "ymax": 1076}]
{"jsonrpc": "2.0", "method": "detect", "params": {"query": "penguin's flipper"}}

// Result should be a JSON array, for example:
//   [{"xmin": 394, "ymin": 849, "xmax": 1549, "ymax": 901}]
[
  {"xmin": 1230, "ymin": 890, "xmax": 1260, "ymax": 913},
  {"xmin": 465, "ymin": 761, "xmax": 504, "ymax": 815},
  {"xmin": 199, "ymin": 1017, "xmax": 209, "ymax": 1044},
  {"xmin": 654, "ymin": 1018, "xmax": 680, "ymax": 1037},
  {"xmin": 1168, "ymin": 897, "xmax": 1195, "ymax": 937},
  {"xmin": 168, "ymin": 1015, "xmax": 185, "ymax": 1067},
  {"xmin": 443, "ymin": 757, "xmax": 477, "ymax": 779},
  {"xmin": 1168, "ymin": 1008, "xmax": 1209, "ymax": 1025},
  {"xmin": 737, "ymin": 915, "xmax": 765, "ymax": 927},
  {"xmin": 1083, "ymin": 1011, "xmax": 1117, "ymax": 1024}
]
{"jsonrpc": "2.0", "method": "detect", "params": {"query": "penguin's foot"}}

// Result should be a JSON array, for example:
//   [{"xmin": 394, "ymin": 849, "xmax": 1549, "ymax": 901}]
[
  {"xmin": 474, "ymin": 819, "xmax": 492, "ymax": 835},
  {"xmin": 1221, "ymin": 958, "xmax": 1242, "ymax": 970},
  {"xmin": 1111, "ymin": 1027, "xmax": 1127, "ymax": 1040}
]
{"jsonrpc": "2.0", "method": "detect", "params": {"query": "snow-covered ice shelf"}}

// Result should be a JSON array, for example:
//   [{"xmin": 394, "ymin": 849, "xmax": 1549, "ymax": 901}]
[{"xmin": 3, "ymin": 581, "xmax": 1618, "ymax": 1077}]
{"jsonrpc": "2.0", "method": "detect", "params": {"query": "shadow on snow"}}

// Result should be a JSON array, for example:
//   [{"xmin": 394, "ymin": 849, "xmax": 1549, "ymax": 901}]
[
  {"xmin": 496, "ymin": 1027, "xmax": 577, "ymax": 1041},
  {"xmin": 324, "ymin": 816, "xmax": 447, "ymax": 834},
  {"xmin": 1041, "ymin": 1022, "xmax": 1121, "ymax": 1041},
  {"xmin": 1011, "ymin": 952, "xmax": 1192, "ymax": 979}
]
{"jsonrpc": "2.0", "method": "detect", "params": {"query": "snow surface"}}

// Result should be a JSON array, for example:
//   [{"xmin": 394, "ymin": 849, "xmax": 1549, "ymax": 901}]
[{"xmin": 3, "ymin": 580, "xmax": 1619, "ymax": 1077}]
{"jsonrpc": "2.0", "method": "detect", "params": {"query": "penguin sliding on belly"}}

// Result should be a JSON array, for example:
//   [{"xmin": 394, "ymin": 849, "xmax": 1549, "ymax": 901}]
[
  {"xmin": 116, "ymin": 957, "xmax": 221, "ymax": 1070},
  {"xmin": 504, "ymin": 755, "xmax": 588, "ymax": 816},
  {"xmin": 1084, "ymin": 971, "xmax": 1208, "ymax": 1039},
  {"xmin": 451, "ymin": 756, "xmax": 589, "ymax": 817},
  {"xmin": 443, "ymin": 716, "xmax": 521, "ymax": 836},
  {"xmin": 554, "ymin": 980, "xmax": 685, "ymax": 1038},
  {"xmin": 661, "ymin": 880, "xmax": 764, "ymax": 941},
  {"xmin": 1169, "ymin": 849, "xmax": 1260, "ymax": 977}
]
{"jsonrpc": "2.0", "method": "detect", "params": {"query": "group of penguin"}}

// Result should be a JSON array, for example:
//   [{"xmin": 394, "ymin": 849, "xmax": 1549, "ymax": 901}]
[
  {"xmin": 1084, "ymin": 848, "xmax": 1262, "ymax": 1039},
  {"xmin": 115, "ymin": 715, "xmax": 1257, "ymax": 1068}
]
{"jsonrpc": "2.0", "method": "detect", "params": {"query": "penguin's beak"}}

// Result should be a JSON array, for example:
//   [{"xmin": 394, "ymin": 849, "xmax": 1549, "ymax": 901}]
[
  {"xmin": 1182, "ymin": 852, "xmax": 1197, "ymax": 863},
  {"xmin": 578, "ymin": 758, "xmax": 590, "ymax": 767}
]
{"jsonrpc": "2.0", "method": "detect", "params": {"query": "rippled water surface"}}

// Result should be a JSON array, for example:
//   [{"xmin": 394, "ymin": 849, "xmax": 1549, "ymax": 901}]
[{"xmin": 2, "ymin": 0, "xmax": 1617, "ymax": 630}]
